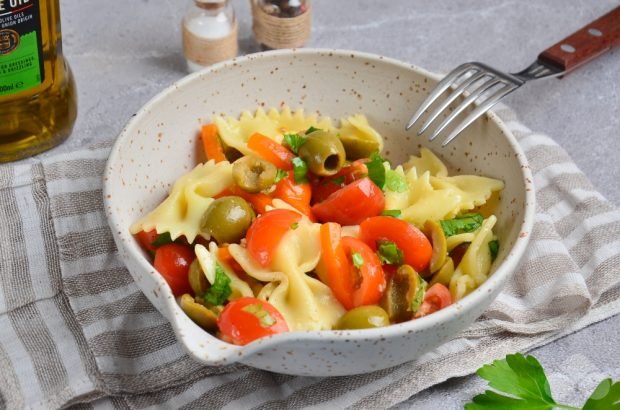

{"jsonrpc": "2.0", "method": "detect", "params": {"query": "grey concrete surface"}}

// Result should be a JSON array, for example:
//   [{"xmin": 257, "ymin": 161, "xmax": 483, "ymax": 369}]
[{"xmin": 36, "ymin": 0, "xmax": 620, "ymax": 407}]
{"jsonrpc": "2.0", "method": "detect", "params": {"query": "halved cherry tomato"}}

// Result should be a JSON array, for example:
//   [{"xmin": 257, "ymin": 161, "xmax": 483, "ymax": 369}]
[
  {"xmin": 359, "ymin": 216, "xmax": 433, "ymax": 272},
  {"xmin": 414, "ymin": 283, "xmax": 452, "ymax": 318},
  {"xmin": 273, "ymin": 171, "xmax": 315, "ymax": 221},
  {"xmin": 312, "ymin": 159, "xmax": 368, "ymax": 204},
  {"xmin": 311, "ymin": 177, "xmax": 384, "ymax": 225},
  {"xmin": 318, "ymin": 223, "xmax": 386, "ymax": 309},
  {"xmin": 217, "ymin": 297, "xmax": 289, "ymax": 345},
  {"xmin": 153, "ymin": 243, "xmax": 195, "ymax": 296},
  {"xmin": 247, "ymin": 133, "xmax": 295, "ymax": 170},
  {"xmin": 245, "ymin": 209, "xmax": 302, "ymax": 267},
  {"xmin": 136, "ymin": 230, "xmax": 158, "ymax": 253}
]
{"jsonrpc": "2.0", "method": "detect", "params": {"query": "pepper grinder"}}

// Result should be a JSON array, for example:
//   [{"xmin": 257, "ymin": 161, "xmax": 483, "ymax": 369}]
[
  {"xmin": 182, "ymin": 0, "xmax": 238, "ymax": 72},
  {"xmin": 252, "ymin": 0, "xmax": 311, "ymax": 50}
]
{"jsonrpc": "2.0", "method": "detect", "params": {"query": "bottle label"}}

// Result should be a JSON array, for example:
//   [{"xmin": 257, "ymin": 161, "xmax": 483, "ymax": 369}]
[{"xmin": 0, "ymin": 0, "xmax": 44, "ymax": 97}]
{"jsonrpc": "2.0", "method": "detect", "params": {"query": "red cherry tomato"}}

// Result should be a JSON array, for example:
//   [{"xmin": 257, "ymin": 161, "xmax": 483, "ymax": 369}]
[
  {"xmin": 318, "ymin": 223, "xmax": 386, "ymax": 309},
  {"xmin": 217, "ymin": 297, "xmax": 289, "ymax": 345},
  {"xmin": 311, "ymin": 177, "xmax": 385, "ymax": 225},
  {"xmin": 135, "ymin": 230, "xmax": 158, "ymax": 253},
  {"xmin": 153, "ymin": 243, "xmax": 195, "ymax": 296},
  {"xmin": 273, "ymin": 171, "xmax": 315, "ymax": 220},
  {"xmin": 245, "ymin": 209, "xmax": 302, "ymax": 267},
  {"xmin": 359, "ymin": 216, "xmax": 433, "ymax": 272},
  {"xmin": 312, "ymin": 159, "xmax": 368, "ymax": 204},
  {"xmin": 415, "ymin": 283, "xmax": 452, "ymax": 317}
]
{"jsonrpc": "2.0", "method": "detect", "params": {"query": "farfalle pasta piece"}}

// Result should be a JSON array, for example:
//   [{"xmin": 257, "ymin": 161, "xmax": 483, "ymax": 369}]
[
  {"xmin": 129, "ymin": 160, "xmax": 233, "ymax": 242},
  {"xmin": 431, "ymin": 175, "xmax": 504, "ymax": 214},
  {"xmin": 336, "ymin": 114, "xmax": 384, "ymax": 158},
  {"xmin": 449, "ymin": 215, "xmax": 498, "ymax": 301},
  {"xmin": 403, "ymin": 147, "xmax": 448, "ymax": 177},
  {"xmin": 195, "ymin": 243, "xmax": 253, "ymax": 300},
  {"xmin": 214, "ymin": 107, "xmax": 333, "ymax": 156},
  {"xmin": 228, "ymin": 217, "xmax": 345, "ymax": 331}
]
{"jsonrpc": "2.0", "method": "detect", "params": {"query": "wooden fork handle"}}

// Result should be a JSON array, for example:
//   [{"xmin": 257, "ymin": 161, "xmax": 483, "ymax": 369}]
[{"xmin": 538, "ymin": 5, "xmax": 620, "ymax": 72}]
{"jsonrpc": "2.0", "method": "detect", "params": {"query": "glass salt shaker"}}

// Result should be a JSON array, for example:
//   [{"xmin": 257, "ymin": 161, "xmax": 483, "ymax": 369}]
[
  {"xmin": 182, "ymin": 0, "xmax": 238, "ymax": 72},
  {"xmin": 252, "ymin": 0, "xmax": 311, "ymax": 50}
]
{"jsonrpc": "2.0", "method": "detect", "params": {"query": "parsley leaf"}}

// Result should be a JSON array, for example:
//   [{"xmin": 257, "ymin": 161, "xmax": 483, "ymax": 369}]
[
  {"xmin": 488, "ymin": 240, "xmax": 499, "ymax": 261},
  {"xmin": 583, "ymin": 378, "xmax": 620, "ymax": 410},
  {"xmin": 291, "ymin": 222, "xmax": 299, "ymax": 230},
  {"xmin": 203, "ymin": 264, "xmax": 232, "ymax": 306},
  {"xmin": 274, "ymin": 169, "xmax": 289, "ymax": 183},
  {"xmin": 376, "ymin": 240, "xmax": 404, "ymax": 265},
  {"xmin": 381, "ymin": 209, "xmax": 402, "ymax": 218},
  {"xmin": 351, "ymin": 252, "xmax": 364, "ymax": 269},
  {"xmin": 385, "ymin": 169, "xmax": 408, "ymax": 193},
  {"xmin": 411, "ymin": 276, "xmax": 427, "ymax": 313},
  {"xmin": 330, "ymin": 176, "xmax": 345, "ymax": 185},
  {"xmin": 305, "ymin": 126, "xmax": 321, "ymax": 134},
  {"xmin": 292, "ymin": 157, "xmax": 308, "ymax": 183},
  {"xmin": 468, "ymin": 353, "xmax": 620, "ymax": 410},
  {"xmin": 283, "ymin": 133, "xmax": 307, "ymax": 154},
  {"xmin": 152, "ymin": 232, "xmax": 174, "ymax": 247},
  {"xmin": 440, "ymin": 213, "xmax": 484, "ymax": 237},
  {"xmin": 365, "ymin": 152, "xmax": 386, "ymax": 189},
  {"xmin": 466, "ymin": 353, "xmax": 557, "ymax": 410}
]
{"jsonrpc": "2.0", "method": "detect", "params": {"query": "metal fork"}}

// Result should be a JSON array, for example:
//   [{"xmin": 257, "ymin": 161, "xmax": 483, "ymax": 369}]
[{"xmin": 406, "ymin": 5, "xmax": 620, "ymax": 146}]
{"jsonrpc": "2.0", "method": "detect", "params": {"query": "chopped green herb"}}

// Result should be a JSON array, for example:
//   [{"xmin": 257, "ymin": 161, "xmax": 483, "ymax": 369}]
[
  {"xmin": 365, "ymin": 152, "xmax": 386, "ymax": 189},
  {"xmin": 283, "ymin": 133, "xmax": 307, "ymax": 154},
  {"xmin": 291, "ymin": 222, "xmax": 299, "ymax": 230},
  {"xmin": 274, "ymin": 169, "xmax": 289, "ymax": 183},
  {"xmin": 411, "ymin": 276, "xmax": 427, "ymax": 313},
  {"xmin": 385, "ymin": 169, "xmax": 408, "ymax": 193},
  {"xmin": 203, "ymin": 264, "xmax": 232, "ymax": 306},
  {"xmin": 489, "ymin": 240, "xmax": 499, "ymax": 261},
  {"xmin": 376, "ymin": 240, "xmax": 404, "ymax": 265},
  {"xmin": 440, "ymin": 213, "xmax": 484, "ymax": 237},
  {"xmin": 381, "ymin": 209, "xmax": 402, "ymax": 218},
  {"xmin": 352, "ymin": 252, "xmax": 364, "ymax": 269},
  {"xmin": 292, "ymin": 157, "xmax": 309, "ymax": 183},
  {"xmin": 305, "ymin": 126, "xmax": 321, "ymax": 134},
  {"xmin": 330, "ymin": 176, "xmax": 345, "ymax": 185},
  {"xmin": 152, "ymin": 232, "xmax": 174, "ymax": 247},
  {"xmin": 467, "ymin": 353, "xmax": 620, "ymax": 409},
  {"xmin": 242, "ymin": 303, "xmax": 276, "ymax": 328}
]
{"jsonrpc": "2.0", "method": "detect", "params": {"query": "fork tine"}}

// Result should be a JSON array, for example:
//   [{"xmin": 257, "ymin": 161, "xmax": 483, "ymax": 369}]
[
  {"xmin": 405, "ymin": 63, "xmax": 478, "ymax": 130},
  {"xmin": 441, "ymin": 83, "xmax": 519, "ymax": 146},
  {"xmin": 428, "ymin": 77, "xmax": 502, "ymax": 141},
  {"xmin": 417, "ymin": 71, "xmax": 489, "ymax": 135}
]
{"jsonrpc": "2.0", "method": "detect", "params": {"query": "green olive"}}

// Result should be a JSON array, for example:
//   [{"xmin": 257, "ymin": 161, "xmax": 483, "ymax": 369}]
[
  {"xmin": 298, "ymin": 130, "xmax": 346, "ymax": 176},
  {"xmin": 180, "ymin": 294, "xmax": 218, "ymax": 330},
  {"xmin": 339, "ymin": 134, "xmax": 381, "ymax": 160},
  {"xmin": 380, "ymin": 264, "xmax": 420, "ymax": 323},
  {"xmin": 188, "ymin": 259, "xmax": 210, "ymax": 296},
  {"xmin": 232, "ymin": 155, "xmax": 278, "ymax": 193},
  {"xmin": 425, "ymin": 220, "xmax": 448, "ymax": 273},
  {"xmin": 200, "ymin": 196, "xmax": 255, "ymax": 244},
  {"xmin": 335, "ymin": 305, "xmax": 390, "ymax": 330}
]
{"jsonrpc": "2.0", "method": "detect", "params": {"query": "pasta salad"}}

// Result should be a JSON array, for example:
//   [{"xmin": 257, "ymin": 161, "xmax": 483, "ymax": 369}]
[{"xmin": 130, "ymin": 107, "xmax": 504, "ymax": 345}]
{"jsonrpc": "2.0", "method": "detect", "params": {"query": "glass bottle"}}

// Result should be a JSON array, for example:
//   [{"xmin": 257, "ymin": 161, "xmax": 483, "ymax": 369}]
[
  {"xmin": 0, "ymin": 0, "xmax": 77, "ymax": 163},
  {"xmin": 252, "ymin": 0, "xmax": 311, "ymax": 50},
  {"xmin": 182, "ymin": 0, "xmax": 238, "ymax": 73}
]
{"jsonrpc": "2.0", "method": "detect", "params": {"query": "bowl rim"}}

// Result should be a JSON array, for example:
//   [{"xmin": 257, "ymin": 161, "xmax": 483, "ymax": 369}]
[{"xmin": 103, "ymin": 48, "xmax": 536, "ymax": 363}]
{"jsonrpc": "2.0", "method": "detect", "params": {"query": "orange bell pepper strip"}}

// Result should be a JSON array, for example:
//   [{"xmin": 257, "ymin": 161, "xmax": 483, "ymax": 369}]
[
  {"xmin": 201, "ymin": 123, "xmax": 226, "ymax": 163},
  {"xmin": 247, "ymin": 132, "xmax": 294, "ymax": 170}
]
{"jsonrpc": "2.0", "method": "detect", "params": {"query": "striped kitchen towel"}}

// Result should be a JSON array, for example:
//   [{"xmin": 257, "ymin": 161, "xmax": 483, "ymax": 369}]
[{"xmin": 1, "ymin": 108, "xmax": 619, "ymax": 409}]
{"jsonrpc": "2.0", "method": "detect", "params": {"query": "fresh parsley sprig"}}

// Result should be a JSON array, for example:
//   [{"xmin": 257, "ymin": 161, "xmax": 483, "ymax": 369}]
[{"xmin": 466, "ymin": 353, "xmax": 620, "ymax": 410}]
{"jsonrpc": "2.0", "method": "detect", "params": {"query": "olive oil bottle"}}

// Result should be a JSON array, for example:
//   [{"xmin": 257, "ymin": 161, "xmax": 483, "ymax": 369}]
[{"xmin": 0, "ymin": 0, "xmax": 76, "ymax": 163}]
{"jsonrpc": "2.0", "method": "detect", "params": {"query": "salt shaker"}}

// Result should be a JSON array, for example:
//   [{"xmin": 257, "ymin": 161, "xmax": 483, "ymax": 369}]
[
  {"xmin": 251, "ymin": 0, "xmax": 311, "ymax": 50},
  {"xmin": 182, "ymin": 0, "xmax": 238, "ymax": 72}
]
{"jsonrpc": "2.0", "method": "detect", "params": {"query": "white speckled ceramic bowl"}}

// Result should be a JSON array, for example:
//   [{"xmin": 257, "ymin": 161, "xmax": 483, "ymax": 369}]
[{"xmin": 104, "ymin": 49, "xmax": 535, "ymax": 376}]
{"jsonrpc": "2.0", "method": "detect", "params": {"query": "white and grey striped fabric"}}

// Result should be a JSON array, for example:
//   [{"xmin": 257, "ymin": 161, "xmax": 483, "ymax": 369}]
[{"xmin": 1, "ymin": 109, "xmax": 619, "ymax": 409}]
